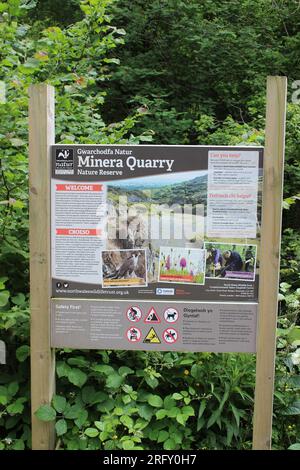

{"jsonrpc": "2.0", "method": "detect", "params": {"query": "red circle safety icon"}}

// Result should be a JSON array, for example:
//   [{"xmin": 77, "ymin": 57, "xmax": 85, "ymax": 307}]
[
  {"xmin": 164, "ymin": 307, "xmax": 179, "ymax": 323},
  {"xmin": 126, "ymin": 306, "xmax": 142, "ymax": 322},
  {"xmin": 163, "ymin": 328, "xmax": 178, "ymax": 344},
  {"xmin": 126, "ymin": 327, "xmax": 141, "ymax": 343}
]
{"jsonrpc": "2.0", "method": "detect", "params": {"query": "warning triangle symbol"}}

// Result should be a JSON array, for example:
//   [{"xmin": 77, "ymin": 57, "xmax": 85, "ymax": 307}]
[
  {"xmin": 144, "ymin": 307, "xmax": 161, "ymax": 323},
  {"xmin": 143, "ymin": 327, "xmax": 161, "ymax": 344}
]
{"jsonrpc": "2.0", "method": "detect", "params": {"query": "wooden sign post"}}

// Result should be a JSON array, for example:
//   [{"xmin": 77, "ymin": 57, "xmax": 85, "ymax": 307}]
[
  {"xmin": 29, "ymin": 77, "xmax": 287, "ymax": 450},
  {"xmin": 252, "ymin": 76, "xmax": 287, "ymax": 449},
  {"xmin": 29, "ymin": 84, "xmax": 55, "ymax": 450}
]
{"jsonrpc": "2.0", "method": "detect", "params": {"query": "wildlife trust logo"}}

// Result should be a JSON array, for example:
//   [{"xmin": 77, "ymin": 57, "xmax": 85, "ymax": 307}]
[{"xmin": 55, "ymin": 148, "xmax": 74, "ymax": 175}]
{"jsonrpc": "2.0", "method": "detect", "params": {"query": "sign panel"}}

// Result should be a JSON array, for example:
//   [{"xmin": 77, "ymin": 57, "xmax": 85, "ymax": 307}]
[
  {"xmin": 50, "ymin": 145, "xmax": 263, "ymax": 352},
  {"xmin": 51, "ymin": 299, "xmax": 257, "ymax": 352}
]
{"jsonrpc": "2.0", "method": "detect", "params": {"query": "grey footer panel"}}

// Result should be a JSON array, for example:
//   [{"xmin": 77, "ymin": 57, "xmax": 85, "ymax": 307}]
[{"xmin": 51, "ymin": 298, "xmax": 257, "ymax": 353}]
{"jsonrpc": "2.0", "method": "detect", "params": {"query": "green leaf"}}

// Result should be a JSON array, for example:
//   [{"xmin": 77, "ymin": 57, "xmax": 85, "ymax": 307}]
[
  {"xmin": 163, "ymin": 438, "xmax": 176, "ymax": 450},
  {"xmin": 0, "ymin": 290, "xmax": 10, "ymax": 307},
  {"xmin": 145, "ymin": 375, "xmax": 159, "ymax": 389},
  {"xmin": 35, "ymin": 404, "xmax": 56, "ymax": 422},
  {"xmin": 11, "ymin": 293, "xmax": 26, "ymax": 305},
  {"xmin": 172, "ymin": 393, "xmax": 182, "ymax": 400},
  {"xmin": 118, "ymin": 366, "xmax": 134, "ymax": 376},
  {"xmin": 148, "ymin": 394, "xmax": 163, "ymax": 408},
  {"xmin": 20, "ymin": 0, "xmax": 37, "ymax": 10},
  {"xmin": 179, "ymin": 358, "xmax": 195, "ymax": 365},
  {"xmin": 63, "ymin": 404, "xmax": 81, "ymax": 420},
  {"xmin": 9, "ymin": 138, "xmax": 26, "ymax": 147},
  {"xmin": 12, "ymin": 439, "xmax": 25, "ymax": 450},
  {"xmin": 176, "ymin": 413, "xmax": 188, "ymax": 425},
  {"xmin": 92, "ymin": 364, "xmax": 114, "ymax": 375},
  {"xmin": 67, "ymin": 356, "xmax": 89, "ymax": 367},
  {"xmin": 55, "ymin": 419, "xmax": 67, "ymax": 436},
  {"xmin": 22, "ymin": 57, "xmax": 40, "ymax": 69},
  {"xmin": 7, "ymin": 400, "xmax": 24, "ymax": 414},
  {"xmin": 167, "ymin": 406, "xmax": 179, "ymax": 418},
  {"xmin": 116, "ymin": 28, "xmax": 126, "ymax": 35},
  {"xmin": 287, "ymin": 376, "xmax": 300, "ymax": 388},
  {"xmin": 207, "ymin": 409, "xmax": 221, "ymax": 429},
  {"xmin": 191, "ymin": 364, "xmax": 202, "ymax": 380},
  {"xmin": 0, "ymin": 277, "xmax": 8, "ymax": 289},
  {"xmin": 0, "ymin": 3, "xmax": 8, "ymax": 13},
  {"xmin": 103, "ymin": 58, "xmax": 120, "ymax": 65},
  {"xmin": 90, "ymin": 391, "xmax": 108, "ymax": 404},
  {"xmin": 157, "ymin": 430, "xmax": 169, "ymax": 443},
  {"xmin": 8, "ymin": 382, "xmax": 19, "ymax": 396},
  {"xmin": 282, "ymin": 400, "xmax": 300, "ymax": 415},
  {"xmin": 137, "ymin": 404, "xmax": 153, "ymax": 420},
  {"xmin": 156, "ymin": 409, "xmax": 167, "ymax": 420},
  {"xmin": 164, "ymin": 395, "xmax": 176, "ymax": 410},
  {"xmin": 120, "ymin": 415, "xmax": 133, "ymax": 429},
  {"xmin": 0, "ymin": 386, "xmax": 8, "ymax": 405},
  {"xmin": 226, "ymin": 422, "xmax": 234, "ymax": 446},
  {"xmin": 67, "ymin": 369, "xmax": 87, "ymax": 388},
  {"xmin": 230, "ymin": 404, "xmax": 241, "ymax": 427},
  {"xmin": 97, "ymin": 398, "xmax": 115, "ymax": 413},
  {"xmin": 197, "ymin": 400, "xmax": 207, "ymax": 431},
  {"xmin": 288, "ymin": 443, "xmax": 300, "ymax": 450},
  {"xmin": 182, "ymin": 405, "xmax": 195, "ymax": 417},
  {"xmin": 122, "ymin": 440, "xmax": 135, "ymax": 450},
  {"xmin": 288, "ymin": 327, "xmax": 300, "ymax": 344},
  {"xmin": 16, "ymin": 345, "xmax": 30, "ymax": 362},
  {"xmin": 172, "ymin": 429, "xmax": 183, "ymax": 444},
  {"xmin": 56, "ymin": 362, "xmax": 71, "ymax": 378},
  {"xmin": 8, "ymin": 0, "xmax": 20, "ymax": 17},
  {"xmin": 74, "ymin": 409, "xmax": 88, "ymax": 428},
  {"xmin": 52, "ymin": 395, "xmax": 67, "ymax": 413},
  {"xmin": 106, "ymin": 373, "xmax": 123, "ymax": 389},
  {"xmin": 84, "ymin": 427, "xmax": 99, "ymax": 438},
  {"xmin": 81, "ymin": 385, "xmax": 96, "ymax": 404}
]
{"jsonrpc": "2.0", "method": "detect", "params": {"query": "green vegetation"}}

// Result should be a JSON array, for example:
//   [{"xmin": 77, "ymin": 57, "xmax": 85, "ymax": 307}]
[{"xmin": 0, "ymin": 0, "xmax": 299, "ymax": 450}]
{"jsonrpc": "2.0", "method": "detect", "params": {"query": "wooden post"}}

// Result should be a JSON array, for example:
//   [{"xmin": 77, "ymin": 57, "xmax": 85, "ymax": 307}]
[
  {"xmin": 252, "ymin": 76, "xmax": 287, "ymax": 450},
  {"xmin": 29, "ymin": 84, "xmax": 55, "ymax": 450}
]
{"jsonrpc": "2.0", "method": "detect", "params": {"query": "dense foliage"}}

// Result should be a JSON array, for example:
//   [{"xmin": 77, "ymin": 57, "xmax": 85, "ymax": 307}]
[{"xmin": 0, "ymin": 0, "xmax": 299, "ymax": 450}]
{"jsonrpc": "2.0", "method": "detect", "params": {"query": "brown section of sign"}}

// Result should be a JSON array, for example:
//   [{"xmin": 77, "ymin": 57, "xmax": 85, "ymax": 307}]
[{"xmin": 52, "ymin": 145, "xmax": 263, "ymax": 181}]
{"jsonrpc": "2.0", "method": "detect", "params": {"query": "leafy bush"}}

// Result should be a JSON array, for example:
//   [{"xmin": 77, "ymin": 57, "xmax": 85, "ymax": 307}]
[{"xmin": 32, "ymin": 351, "xmax": 256, "ymax": 450}]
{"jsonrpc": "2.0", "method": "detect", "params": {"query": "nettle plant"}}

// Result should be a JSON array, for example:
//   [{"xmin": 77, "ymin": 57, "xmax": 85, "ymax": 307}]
[{"xmin": 34, "ymin": 351, "xmax": 256, "ymax": 450}]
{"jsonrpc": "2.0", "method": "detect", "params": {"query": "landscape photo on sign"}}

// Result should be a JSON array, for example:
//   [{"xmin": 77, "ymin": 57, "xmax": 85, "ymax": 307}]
[
  {"xmin": 204, "ymin": 242, "xmax": 257, "ymax": 282},
  {"xmin": 144, "ymin": 306, "xmax": 161, "ymax": 323},
  {"xmin": 143, "ymin": 327, "xmax": 161, "ymax": 344},
  {"xmin": 158, "ymin": 247, "xmax": 206, "ymax": 285},
  {"xmin": 106, "ymin": 170, "xmax": 207, "ymax": 286},
  {"xmin": 101, "ymin": 249, "xmax": 147, "ymax": 288}
]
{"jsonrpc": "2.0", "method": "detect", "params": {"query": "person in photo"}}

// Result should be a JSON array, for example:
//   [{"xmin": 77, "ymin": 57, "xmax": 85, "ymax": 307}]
[{"xmin": 221, "ymin": 250, "xmax": 243, "ymax": 277}]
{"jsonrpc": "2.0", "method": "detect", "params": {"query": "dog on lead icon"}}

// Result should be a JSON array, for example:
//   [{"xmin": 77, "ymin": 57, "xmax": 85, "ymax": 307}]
[{"xmin": 164, "ymin": 308, "xmax": 179, "ymax": 323}]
